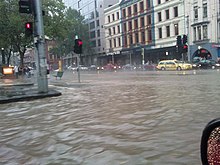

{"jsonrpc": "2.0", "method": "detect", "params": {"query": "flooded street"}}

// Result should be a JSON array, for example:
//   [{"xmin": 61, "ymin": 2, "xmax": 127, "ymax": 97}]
[{"xmin": 1, "ymin": 70, "xmax": 220, "ymax": 165}]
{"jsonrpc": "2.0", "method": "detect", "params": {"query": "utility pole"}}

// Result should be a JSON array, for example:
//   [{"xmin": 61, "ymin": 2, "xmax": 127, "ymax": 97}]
[{"xmin": 34, "ymin": 0, "xmax": 48, "ymax": 93}]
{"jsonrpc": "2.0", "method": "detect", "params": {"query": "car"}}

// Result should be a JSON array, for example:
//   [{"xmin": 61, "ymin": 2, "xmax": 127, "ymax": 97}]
[
  {"xmin": 122, "ymin": 64, "xmax": 136, "ymax": 70},
  {"xmin": 193, "ymin": 59, "xmax": 220, "ymax": 69},
  {"xmin": 156, "ymin": 60, "xmax": 192, "ymax": 71},
  {"xmin": 97, "ymin": 66, "xmax": 104, "ymax": 70}
]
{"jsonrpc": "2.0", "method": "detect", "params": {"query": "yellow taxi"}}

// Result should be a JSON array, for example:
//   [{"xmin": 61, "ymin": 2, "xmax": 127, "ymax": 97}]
[{"xmin": 156, "ymin": 60, "xmax": 192, "ymax": 71}]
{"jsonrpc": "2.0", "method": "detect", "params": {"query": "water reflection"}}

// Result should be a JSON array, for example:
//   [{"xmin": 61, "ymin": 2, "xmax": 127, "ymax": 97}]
[{"xmin": 0, "ymin": 70, "xmax": 220, "ymax": 164}]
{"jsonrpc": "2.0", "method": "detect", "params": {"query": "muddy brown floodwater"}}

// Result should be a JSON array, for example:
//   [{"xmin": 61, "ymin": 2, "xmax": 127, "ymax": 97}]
[{"xmin": 1, "ymin": 70, "xmax": 220, "ymax": 165}]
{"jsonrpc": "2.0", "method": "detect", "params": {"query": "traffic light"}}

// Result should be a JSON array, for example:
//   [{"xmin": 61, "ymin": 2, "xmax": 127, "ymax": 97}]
[
  {"xmin": 25, "ymin": 22, "xmax": 33, "ymax": 37},
  {"xmin": 19, "ymin": 0, "xmax": 32, "ymax": 14},
  {"xmin": 176, "ymin": 35, "xmax": 182, "ymax": 46},
  {"xmin": 182, "ymin": 34, "xmax": 187, "ymax": 45},
  {"xmin": 182, "ymin": 44, "xmax": 188, "ymax": 53},
  {"xmin": 74, "ymin": 39, "xmax": 83, "ymax": 54}
]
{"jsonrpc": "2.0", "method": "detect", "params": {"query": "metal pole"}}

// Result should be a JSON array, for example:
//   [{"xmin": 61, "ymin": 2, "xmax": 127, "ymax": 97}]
[
  {"xmin": 34, "ymin": 0, "xmax": 48, "ymax": 93},
  {"xmin": 77, "ymin": 54, "xmax": 81, "ymax": 83},
  {"xmin": 1, "ymin": 48, "xmax": 5, "ymax": 65}
]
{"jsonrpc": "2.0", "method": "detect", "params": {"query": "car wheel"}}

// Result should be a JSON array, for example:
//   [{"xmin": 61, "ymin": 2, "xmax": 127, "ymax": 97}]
[
  {"xmin": 161, "ymin": 67, "xmax": 166, "ymax": 71},
  {"xmin": 177, "ymin": 66, "xmax": 182, "ymax": 71}
]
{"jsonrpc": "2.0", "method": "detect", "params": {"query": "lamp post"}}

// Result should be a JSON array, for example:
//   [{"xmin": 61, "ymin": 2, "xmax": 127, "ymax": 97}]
[{"xmin": 1, "ymin": 48, "xmax": 5, "ymax": 65}]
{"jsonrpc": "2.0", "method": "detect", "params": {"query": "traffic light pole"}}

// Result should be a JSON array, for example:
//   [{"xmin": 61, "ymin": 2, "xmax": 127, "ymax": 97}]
[
  {"xmin": 34, "ymin": 0, "xmax": 48, "ymax": 93},
  {"xmin": 77, "ymin": 54, "xmax": 81, "ymax": 83}
]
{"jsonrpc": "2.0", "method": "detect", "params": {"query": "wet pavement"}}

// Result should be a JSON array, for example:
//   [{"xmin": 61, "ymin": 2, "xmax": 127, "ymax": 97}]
[{"xmin": 0, "ymin": 69, "xmax": 220, "ymax": 164}]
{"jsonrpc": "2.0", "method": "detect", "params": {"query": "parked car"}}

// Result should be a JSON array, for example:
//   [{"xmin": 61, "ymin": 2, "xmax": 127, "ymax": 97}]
[
  {"xmin": 156, "ymin": 60, "xmax": 192, "ymax": 71},
  {"xmin": 122, "ymin": 64, "xmax": 136, "ymax": 70},
  {"xmin": 143, "ymin": 63, "xmax": 156, "ymax": 70},
  {"xmin": 193, "ymin": 59, "xmax": 220, "ymax": 69}
]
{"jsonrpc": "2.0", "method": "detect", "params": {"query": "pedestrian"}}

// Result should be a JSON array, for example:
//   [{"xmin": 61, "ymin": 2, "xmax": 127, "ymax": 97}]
[{"xmin": 14, "ymin": 65, "xmax": 19, "ymax": 79}]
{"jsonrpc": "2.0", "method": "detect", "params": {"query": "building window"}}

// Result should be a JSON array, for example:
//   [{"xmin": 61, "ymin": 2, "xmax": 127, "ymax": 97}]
[
  {"xmin": 165, "ymin": 9, "xmax": 169, "ymax": 20},
  {"xmin": 123, "ymin": 9, "xmax": 126, "ymax": 18},
  {"xmin": 140, "ymin": 1, "xmax": 144, "ymax": 12},
  {"xmin": 91, "ymin": 41, "xmax": 96, "ymax": 48},
  {"xmin": 141, "ymin": 31, "xmax": 145, "ymax": 43},
  {"xmin": 90, "ymin": 31, "xmax": 96, "ymax": 38},
  {"xmin": 197, "ymin": 26, "xmax": 201, "ymax": 40},
  {"xmin": 109, "ymin": 28, "xmax": 111, "ymax": 36},
  {"xmin": 141, "ymin": 17, "xmax": 145, "ymax": 27},
  {"xmin": 98, "ymin": 39, "xmax": 101, "ymax": 46},
  {"xmin": 158, "ymin": 12, "xmax": 162, "ymax": 22},
  {"xmin": 129, "ymin": 34, "xmax": 133, "ymax": 45},
  {"xmin": 123, "ymin": 23, "xmax": 127, "ymax": 32},
  {"xmin": 128, "ymin": 6, "xmax": 132, "ymax": 16},
  {"xmin": 158, "ymin": 27, "xmax": 162, "ymax": 38},
  {"xmin": 147, "ymin": 15, "xmax": 151, "ymax": 25},
  {"xmin": 96, "ymin": 20, "xmax": 100, "ymax": 27},
  {"xmin": 118, "ymin": 38, "xmax": 121, "ymax": 46},
  {"xmin": 174, "ymin": 23, "xmax": 179, "ymax": 35},
  {"xmin": 194, "ymin": 27, "xmax": 197, "ymax": 41},
  {"xmin": 124, "ymin": 36, "xmax": 127, "ymax": 46},
  {"xmin": 109, "ymin": 40, "xmax": 112, "ymax": 48},
  {"xmin": 113, "ymin": 27, "xmax": 116, "ymax": 34},
  {"xmin": 148, "ymin": 29, "xmax": 152, "ymax": 42},
  {"xmin": 108, "ymin": 15, "xmax": 110, "ymax": 23},
  {"xmin": 97, "ymin": 30, "xmax": 100, "ymax": 37},
  {"xmin": 166, "ymin": 26, "xmax": 170, "ymax": 37},
  {"xmin": 117, "ymin": 12, "xmax": 119, "ymax": 20},
  {"xmin": 146, "ymin": 0, "xmax": 151, "ymax": 9},
  {"xmin": 112, "ymin": 14, "xmax": 115, "ymax": 21},
  {"xmin": 117, "ymin": 25, "xmax": 120, "ymax": 33},
  {"xmin": 135, "ymin": 33, "xmax": 139, "ymax": 43},
  {"xmin": 90, "ymin": 21, "xmax": 95, "ymax": 29},
  {"xmin": 134, "ymin": 4, "xmax": 138, "ymax": 14},
  {"xmin": 203, "ymin": 25, "xmax": 208, "ymax": 39},
  {"xmin": 134, "ymin": 19, "xmax": 138, "ymax": 29},
  {"xmin": 158, "ymin": 0, "xmax": 161, "ymax": 5},
  {"xmin": 129, "ymin": 21, "xmax": 132, "ymax": 31},
  {"xmin": 174, "ymin": 7, "xmax": 178, "ymax": 17},
  {"xmin": 114, "ymin": 38, "xmax": 116, "ymax": 47},
  {"xmin": 194, "ymin": 6, "xmax": 198, "ymax": 20},
  {"xmin": 203, "ymin": 3, "xmax": 207, "ymax": 18}
]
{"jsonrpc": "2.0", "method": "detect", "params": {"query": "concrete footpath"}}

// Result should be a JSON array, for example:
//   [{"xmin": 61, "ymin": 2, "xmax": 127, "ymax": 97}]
[{"xmin": 0, "ymin": 77, "xmax": 61, "ymax": 104}]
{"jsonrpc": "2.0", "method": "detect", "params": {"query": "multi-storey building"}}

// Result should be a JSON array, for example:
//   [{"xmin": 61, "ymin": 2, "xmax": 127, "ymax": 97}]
[
  {"xmin": 117, "ymin": 0, "xmax": 185, "ymax": 65},
  {"xmin": 119, "ymin": 0, "xmax": 154, "ymax": 65},
  {"xmin": 185, "ymin": 0, "xmax": 220, "ymax": 61},
  {"xmin": 153, "ymin": 0, "xmax": 185, "ymax": 61},
  {"xmin": 103, "ymin": 2, "xmax": 123, "ymax": 65}
]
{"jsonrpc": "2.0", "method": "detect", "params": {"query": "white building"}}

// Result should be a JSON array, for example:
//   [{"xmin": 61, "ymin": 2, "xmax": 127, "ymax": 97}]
[
  {"xmin": 147, "ymin": 0, "xmax": 185, "ymax": 61},
  {"xmin": 185, "ymin": 0, "xmax": 220, "ymax": 61},
  {"xmin": 104, "ymin": 2, "xmax": 123, "ymax": 64}
]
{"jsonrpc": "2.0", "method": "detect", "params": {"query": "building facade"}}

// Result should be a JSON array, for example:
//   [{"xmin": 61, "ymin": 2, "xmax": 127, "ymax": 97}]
[
  {"xmin": 117, "ymin": 0, "xmax": 186, "ymax": 65},
  {"xmin": 102, "ymin": 2, "xmax": 123, "ymax": 65},
  {"xmin": 185, "ymin": 0, "xmax": 220, "ymax": 61}
]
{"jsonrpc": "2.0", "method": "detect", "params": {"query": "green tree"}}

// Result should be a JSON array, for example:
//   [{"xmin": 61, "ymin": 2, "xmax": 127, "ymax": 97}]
[{"xmin": 50, "ymin": 7, "xmax": 91, "ymax": 59}]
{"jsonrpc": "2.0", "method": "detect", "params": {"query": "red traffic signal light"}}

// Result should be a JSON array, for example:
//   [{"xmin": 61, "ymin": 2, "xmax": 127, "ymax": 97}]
[
  {"xmin": 183, "ymin": 44, "xmax": 188, "ymax": 53},
  {"xmin": 74, "ymin": 39, "xmax": 83, "ymax": 54},
  {"xmin": 25, "ymin": 22, "xmax": 33, "ymax": 37},
  {"xmin": 26, "ymin": 22, "xmax": 31, "ymax": 29}
]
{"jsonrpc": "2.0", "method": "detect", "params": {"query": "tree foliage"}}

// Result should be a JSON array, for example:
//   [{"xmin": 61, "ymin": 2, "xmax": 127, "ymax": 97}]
[{"xmin": 0, "ymin": 0, "xmax": 90, "ymax": 67}]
